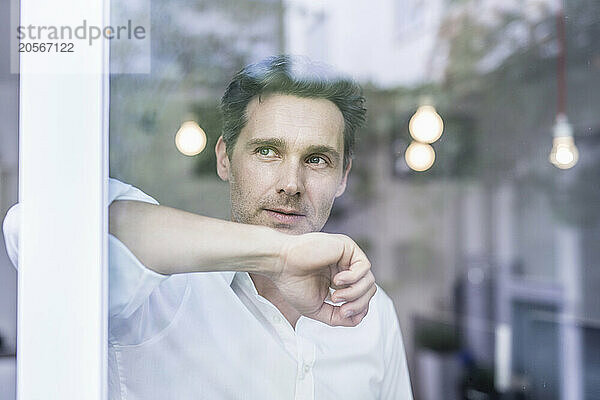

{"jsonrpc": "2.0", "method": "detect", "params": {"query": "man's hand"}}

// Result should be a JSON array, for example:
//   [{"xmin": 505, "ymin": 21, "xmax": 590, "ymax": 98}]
[
  {"xmin": 109, "ymin": 201, "xmax": 375, "ymax": 327},
  {"xmin": 269, "ymin": 232, "xmax": 376, "ymax": 327}
]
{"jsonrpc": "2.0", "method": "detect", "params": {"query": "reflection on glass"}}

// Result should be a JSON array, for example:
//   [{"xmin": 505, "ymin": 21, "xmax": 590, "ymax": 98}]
[
  {"xmin": 408, "ymin": 105, "xmax": 444, "ymax": 144},
  {"xmin": 549, "ymin": 115, "xmax": 579, "ymax": 170},
  {"xmin": 405, "ymin": 141, "xmax": 435, "ymax": 172},
  {"xmin": 175, "ymin": 120, "xmax": 207, "ymax": 156},
  {"xmin": 105, "ymin": 0, "xmax": 600, "ymax": 399}
]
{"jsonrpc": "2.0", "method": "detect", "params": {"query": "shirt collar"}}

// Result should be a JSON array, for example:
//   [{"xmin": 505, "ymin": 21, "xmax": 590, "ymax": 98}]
[
  {"xmin": 229, "ymin": 270, "xmax": 337, "ymax": 304},
  {"xmin": 224, "ymin": 271, "xmax": 258, "ymax": 296},
  {"xmin": 221, "ymin": 271, "xmax": 236, "ymax": 286},
  {"xmin": 230, "ymin": 271, "xmax": 261, "ymax": 296}
]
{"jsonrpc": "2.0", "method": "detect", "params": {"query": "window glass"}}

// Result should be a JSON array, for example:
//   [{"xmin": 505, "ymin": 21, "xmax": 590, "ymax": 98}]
[{"xmin": 108, "ymin": 1, "xmax": 600, "ymax": 398}]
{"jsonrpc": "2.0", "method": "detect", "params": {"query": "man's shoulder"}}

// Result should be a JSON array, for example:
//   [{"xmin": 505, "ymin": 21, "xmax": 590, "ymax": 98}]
[
  {"xmin": 368, "ymin": 284, "xmax": 400, "ymax": 331},
  {"xmin": 372, "ymin": 284, "xmax": 396, "ymax": 314}
]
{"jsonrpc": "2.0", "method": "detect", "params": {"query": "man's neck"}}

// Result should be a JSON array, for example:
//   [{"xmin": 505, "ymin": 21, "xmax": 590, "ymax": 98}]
[{"xmin": 249, "ymin": 272, "xmax": 301, "ymax": 329}]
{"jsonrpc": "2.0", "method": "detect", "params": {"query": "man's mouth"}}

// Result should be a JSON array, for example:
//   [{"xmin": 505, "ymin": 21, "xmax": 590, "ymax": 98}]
[{"xmin": 263, "ymin": 208, "xmax": 306, "ymax": 224}]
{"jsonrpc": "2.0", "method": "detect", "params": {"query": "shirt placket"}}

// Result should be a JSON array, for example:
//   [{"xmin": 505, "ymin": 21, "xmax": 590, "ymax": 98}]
[
  {"xmin": 256, "ymin": 301, "xmax": 316, "ymax": 400},
  {"xmin": 294, "ymin": 329, "xmax": 316, "ymax": 400},
  {"xmin": 267, "ymin": 308, "xmax": 299, "ymax": 361},
  {"xmin": 235, "ymin": 273, "xmax": 317, "ymax": 400},
  {"xmin": 258, "ymin": 304, "xmax": 316, "ymax": 400}
]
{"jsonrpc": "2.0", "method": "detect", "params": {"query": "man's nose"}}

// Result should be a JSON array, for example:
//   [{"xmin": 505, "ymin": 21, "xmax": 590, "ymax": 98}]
[{"xmin": 277, "ymin": 160, "xmax": 305, "ymax": 197}]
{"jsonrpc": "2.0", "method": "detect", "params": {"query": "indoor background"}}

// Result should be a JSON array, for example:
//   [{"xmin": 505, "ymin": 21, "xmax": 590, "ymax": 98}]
[{"xmin": 1, "ymin": 0, "xmax": 599, "ymax": 399}]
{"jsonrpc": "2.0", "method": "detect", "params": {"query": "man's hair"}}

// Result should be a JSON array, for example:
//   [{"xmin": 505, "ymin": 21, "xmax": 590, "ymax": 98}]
[{"xmin": 220, "ymin": 55, "xmax": 367, "ymax": 169}]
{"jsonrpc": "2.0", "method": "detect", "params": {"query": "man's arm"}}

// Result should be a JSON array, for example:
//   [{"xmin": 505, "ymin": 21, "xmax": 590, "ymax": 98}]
[
  {"xmin": 109, "ymin": 200, "xmax": 376, "ymax": 327},
  {"xmin": 109, "ymin": 200, "xmax": 285, "ymax": 276}
]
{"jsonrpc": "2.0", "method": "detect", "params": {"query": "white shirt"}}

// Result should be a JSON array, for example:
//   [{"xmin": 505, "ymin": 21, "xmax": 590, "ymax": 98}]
[{"xmin": 2, "ymin": 179, "xmax": 413, "ymax": 400}]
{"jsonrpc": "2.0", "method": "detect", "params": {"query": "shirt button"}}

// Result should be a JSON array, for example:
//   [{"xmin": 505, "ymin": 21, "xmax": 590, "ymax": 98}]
[
  {"xmin": 272, "ymin": 315, "xmax": 281, "ymax": 324},
  {"xmin": 303, "ymin": 364, "xmax": 311, "ymax": 373}
]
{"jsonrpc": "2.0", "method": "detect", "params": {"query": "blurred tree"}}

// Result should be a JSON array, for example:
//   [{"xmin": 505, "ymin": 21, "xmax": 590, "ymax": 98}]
[
  {"xmin": 385, "ymin": 0, "xmax": 600, "ymax": 226},
  {"xmin": 110, "ymin": 0, "xmax": 284, "ymax": 181}
]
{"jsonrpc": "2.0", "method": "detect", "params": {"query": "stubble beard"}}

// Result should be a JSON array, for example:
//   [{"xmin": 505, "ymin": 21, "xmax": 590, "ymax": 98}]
[{"xmin": 229, "ymin": 184, "xmax": 324, "ymax": 236}]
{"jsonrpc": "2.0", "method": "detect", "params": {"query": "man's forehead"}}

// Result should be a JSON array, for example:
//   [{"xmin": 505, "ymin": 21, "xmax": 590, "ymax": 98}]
[{"xmin": 241, "ymin": 93, "xmax": 345, "ymax": 149}]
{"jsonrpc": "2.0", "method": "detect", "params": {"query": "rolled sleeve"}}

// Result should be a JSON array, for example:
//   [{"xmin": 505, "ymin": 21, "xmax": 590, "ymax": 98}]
[
  {"xmin": 2, "ymin": 203, "xmax": 20, "ymax": 269},
  {"xmin": 1, "ymin": 179, "xmax": 169, "ymax": 319},
  {"xmin": 108, "ymin": 178, "xmax": 168, "ymax": 319}
]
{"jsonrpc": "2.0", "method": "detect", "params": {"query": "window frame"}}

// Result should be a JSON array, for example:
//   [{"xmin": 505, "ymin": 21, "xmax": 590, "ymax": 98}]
[{"xmin": 17, "ymin": 0, "xmax": 110, "ymax": 398}]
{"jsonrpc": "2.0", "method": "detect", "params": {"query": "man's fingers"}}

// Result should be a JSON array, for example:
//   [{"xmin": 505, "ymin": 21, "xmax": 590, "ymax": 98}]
[
  {"xmin": 312, "ymin": 285, "xmax": 376, "ymax": 327},
  {"xmin": 349, "ymin": 307, "xmax": 369, "ymax": 325},
  {"xmin": 333, "ymin": 258, "xmax": 371, "ymax": 286},
  {"xmin": 311, "ymin": 302, "xmax": 365, "ymax": 327},
  {"xmin": 331, "ymin": 271, "xmax": 375, "ymax": 303},
  {"xmin": 338, "ymin": 285, "xmax": 376, "ymax": 321},
  {"xmin": 328, "ymin": 264, "xmax": 345, "ymax": 289}
]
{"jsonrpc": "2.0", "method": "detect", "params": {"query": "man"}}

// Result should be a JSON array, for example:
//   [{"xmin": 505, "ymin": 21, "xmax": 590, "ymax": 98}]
[{"xmin": 3, "ymin": 55, "xmax": 413, "ymax": 399}]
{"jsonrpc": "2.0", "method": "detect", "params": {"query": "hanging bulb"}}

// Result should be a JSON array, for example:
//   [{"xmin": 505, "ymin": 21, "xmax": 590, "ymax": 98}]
[
  {"xmin": 549, "ymin": 114, "xmax": 578, "ymax": 169},
  {"xmin": 405, "ymin": 141, "xmax": 435, "ymax": 171},
  {"xmin": 175, "ymin": 120, "xmax": 207, "ymax": 156},
  {"xmin": 408, "ymin": 105, "xmax": 444, "ymax": 144}
]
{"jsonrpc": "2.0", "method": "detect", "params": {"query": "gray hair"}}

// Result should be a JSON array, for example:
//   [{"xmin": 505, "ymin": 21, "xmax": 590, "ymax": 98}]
[{"xmin": 220, "ymin": 55, "xmax": 367, "ymax": 169}]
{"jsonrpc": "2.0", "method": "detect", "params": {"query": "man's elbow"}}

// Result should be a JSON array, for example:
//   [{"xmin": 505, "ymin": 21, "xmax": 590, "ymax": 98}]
[{"xmin": 108, "ymin": 200, "xmax": 132, "ymax": 239}]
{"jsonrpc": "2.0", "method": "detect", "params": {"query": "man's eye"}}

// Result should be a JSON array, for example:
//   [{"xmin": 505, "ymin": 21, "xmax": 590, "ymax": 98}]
[
  {"xmin": 307, "ymin": 155, "xmax": 327, "ymax": 165},
  {"xmin": 257, "ymin": 147, "xmax": 276, "ymax": 157}
]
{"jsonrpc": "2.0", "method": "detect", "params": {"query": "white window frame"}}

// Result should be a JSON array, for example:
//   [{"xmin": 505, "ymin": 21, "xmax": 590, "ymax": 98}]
[{"xmin": 17, "ymin": 0, "xmax": 109, "ymax": 398}]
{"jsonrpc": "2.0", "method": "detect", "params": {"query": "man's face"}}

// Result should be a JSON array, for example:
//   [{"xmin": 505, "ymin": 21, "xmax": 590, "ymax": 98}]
[{"xmin": 216, "ymin": 93, "xmax": 351, "ymax": 235}]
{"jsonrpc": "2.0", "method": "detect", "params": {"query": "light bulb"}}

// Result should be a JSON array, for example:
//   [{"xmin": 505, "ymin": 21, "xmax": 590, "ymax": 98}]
[
  {"xmin": 408, "ymin": 105, "xmax": 444, "ymax": 144},
  {"xmin": 405, "ymin": 141, "xmax": 435, "ymax": 171},
  {"xmin": 549, "ymin": 114, "xmax": 578, "ymax": 169},
  {"xmin": 549, "ymin": 137, "xmax": 578, "ymax": 169},
  {"xmin": 175, "ymin": 121, "xmax": 207, "ymax": 156}
]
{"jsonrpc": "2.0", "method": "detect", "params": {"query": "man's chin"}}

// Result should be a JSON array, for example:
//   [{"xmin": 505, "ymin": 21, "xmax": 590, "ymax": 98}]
[
  {"xmin": 256, "ymin": 218, "xmax": 313, "ymax": 235},
  {"xmin": 271, "ymin": 224, "xmax": 308, "ymax": 235}
]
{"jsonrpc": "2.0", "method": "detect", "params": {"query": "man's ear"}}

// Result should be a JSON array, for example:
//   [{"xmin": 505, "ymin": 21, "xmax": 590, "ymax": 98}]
[
  {"xmin": 215, "ymin": 136, "xmax": 230, "ymax": 181},
  {"xmin": 335, "ymin": 158, "xmax": 352, "ymax": 198}
]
